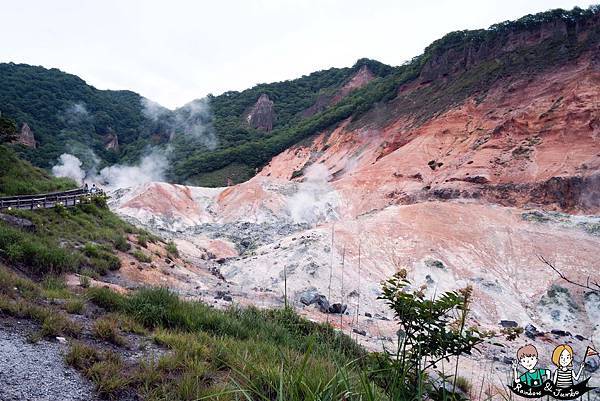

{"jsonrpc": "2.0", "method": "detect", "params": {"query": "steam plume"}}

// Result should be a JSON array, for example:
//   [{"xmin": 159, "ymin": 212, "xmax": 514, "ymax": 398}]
[
  {"xmin": 287, "ymin": 164, "xmax": 339, "ymax": 225},
  {"xmin": 52, "ymin": 153, "xmax": 86, "ymax": 184}
]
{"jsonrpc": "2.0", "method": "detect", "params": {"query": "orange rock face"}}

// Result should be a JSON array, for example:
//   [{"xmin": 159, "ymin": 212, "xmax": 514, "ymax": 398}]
[{"xmin": 260, "ymin": 58, "xmax": 600, "ymax": 216}]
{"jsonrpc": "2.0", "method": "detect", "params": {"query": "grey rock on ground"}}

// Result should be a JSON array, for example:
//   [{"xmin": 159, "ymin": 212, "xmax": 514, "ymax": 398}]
[{"xmin": 0, "ymin": 320, "xmax": 97, "ymax": 401}]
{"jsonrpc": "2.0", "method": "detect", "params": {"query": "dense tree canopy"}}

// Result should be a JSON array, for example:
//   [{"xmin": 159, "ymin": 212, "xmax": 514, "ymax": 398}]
[{"xmin": 0, "ymin": 115, "xmax": 17, "ymax": 143}]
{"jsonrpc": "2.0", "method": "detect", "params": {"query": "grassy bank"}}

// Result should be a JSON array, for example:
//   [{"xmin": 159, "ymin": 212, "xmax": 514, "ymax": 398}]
[
  {"xmin": 0, "ymin": 262, "xmax": 387, "ymax": 400},
  {"xmin": 0, "ymin": 145, "xmax": 76, "ymax": 196},
  {"xmin": 0, "ymin": 197, "xmax": 139, "ymax": 277}
]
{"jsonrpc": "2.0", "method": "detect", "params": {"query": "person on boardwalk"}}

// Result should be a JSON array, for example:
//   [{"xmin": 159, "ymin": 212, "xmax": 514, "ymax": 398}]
[{"xmin": 90, "ymin": 183, "xmax": 97, "ymax": 194}]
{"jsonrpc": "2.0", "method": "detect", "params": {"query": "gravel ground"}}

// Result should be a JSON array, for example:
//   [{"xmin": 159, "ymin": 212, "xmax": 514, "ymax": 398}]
[{"xmin": 0, "ymin": 319, "xmax": 97, "ymax": 401}]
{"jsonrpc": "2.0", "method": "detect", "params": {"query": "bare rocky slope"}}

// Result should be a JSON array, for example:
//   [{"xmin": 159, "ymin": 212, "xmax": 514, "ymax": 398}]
[{"xmin": 103, "ymin": 8, "xmax": 600, "ymax": 398}]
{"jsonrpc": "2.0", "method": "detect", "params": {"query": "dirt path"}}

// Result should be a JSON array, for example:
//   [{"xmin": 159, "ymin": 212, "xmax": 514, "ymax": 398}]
[{"xmin": 0, "ymin": 319, "xmax": 97, "ymax": 401}]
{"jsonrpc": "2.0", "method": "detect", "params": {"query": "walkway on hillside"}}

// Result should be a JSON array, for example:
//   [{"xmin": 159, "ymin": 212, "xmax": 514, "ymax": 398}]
[{"xmin": 0, "ymin": 188, "xmax": 103, "ymax": 210}]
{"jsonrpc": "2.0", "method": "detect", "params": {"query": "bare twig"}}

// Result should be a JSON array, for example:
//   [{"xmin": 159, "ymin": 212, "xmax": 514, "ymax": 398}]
[
  {"xmin": 327, "ymin": 224, "xmax": 335, "ymax": 324},
  {"xmin": 356, "ymin": 240, "xmax": 361, "ymax": 325},
  {"xmin": 538, "ymin": 255, "xmax": 599, "ymax": 293},
  {"xmin": 340, "ymin": 246, "xmax": 345, "ymax": 330}
]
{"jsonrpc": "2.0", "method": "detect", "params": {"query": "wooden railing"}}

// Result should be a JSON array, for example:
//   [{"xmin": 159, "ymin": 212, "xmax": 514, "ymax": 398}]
[{"xmin": 0, "ymin": 188, "xmax": 104, "ymax": 210}]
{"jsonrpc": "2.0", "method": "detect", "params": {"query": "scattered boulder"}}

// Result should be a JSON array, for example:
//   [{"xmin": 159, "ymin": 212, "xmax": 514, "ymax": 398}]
[
  {"xmin": 550, "ymin": 329, "xmax": 571, "ymax": 337},
  {"xmin": 524, "ymin": 323, "xmax": 541, "ymax": 339},
  {"xmin": 425, "ymin": 258, "xmax": 445, "ymax": 269},
  {"xmin": 500, "ymin": 320, "xmax": 518, "ymax": 328},
  {"xmin": 585, "ymin": 357, "xmax": 599, "ymax": 373},
  {"xmin": 299, "ymin": 292, "xmax": 346, "ymax": 314},
  {"xmin": 427, "ymin": 160, "xmax": 444, "ymax": 170},
  {"xmin": 0, "ymin": 213, "xmax": 35, "ymax": 232},
  {"xmin": 214, "ymin": 290, "xmax": 232, "ymax": 302},
  {"xmin": 329, "ymin": 303, "xmax": 347, "ymax": 314},
  {"xmin": 299, "ymin": 292, "xmax": 330, "ymax": 312},
  {"xmin": 503, "ymin": 356, "xmax": 514, "ymax": 365},
  {"xmin": 364, "ymin": 312, "xmax": 372, "ymax": 318},
  {"xmin": 353, "ymin": 328, "xmax": 367, "ymax": 336},
  {"xmin": 299, "ymin": 289, "xmax": 320, "ymax": 306}
]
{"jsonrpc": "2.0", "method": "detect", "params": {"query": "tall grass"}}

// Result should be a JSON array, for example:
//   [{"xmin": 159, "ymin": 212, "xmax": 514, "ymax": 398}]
[
  {"xmin": 0, "ymin": 200, "xmax": 138, "ymax": 276},
  {"xmin": 88, "ymin": 287, "xmax": 365, "ymax": 362},
  {"xmin": 0, "ymin": 145, "xmax": 77, "ymax": 196}
]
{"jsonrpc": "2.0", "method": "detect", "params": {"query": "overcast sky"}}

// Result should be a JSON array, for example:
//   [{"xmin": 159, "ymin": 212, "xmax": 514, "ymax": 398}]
[{"xmin": 1, "ymin": 0, "xmax": 596, "ymax": 109}]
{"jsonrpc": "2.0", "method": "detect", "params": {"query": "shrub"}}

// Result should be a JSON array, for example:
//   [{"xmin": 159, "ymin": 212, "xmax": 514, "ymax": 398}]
[
  {"xmin": 131, "ymin": 250, "xmax": 151, "ymax": 263},
  {"xmin": 376, "ymin": 270, "xmax": 489, "ymax": 397},
  {"xmin": 0, "ymin": 264, "xmax": 40, "ymax": 299},
  {"xmin": 83, "ymin": 243, "xmax": 121, "ymax": 274},
  {"xmin": 137, "ymin": 234, "xmax": 148, "ymax": 248},
  {"xmin": 165, "ymin": 241, "xmax": 179, "ymax": 258},
  {"xmin": 66, "ymin": 342, "xmax": 100, "ymax": 371},
  {"xmin": 65, "ymin": 299, "xmax": 85, "ymax": 315},
  {"xmin": 79, "ymin": 274, "xmax": 91, "ymax": 288},
  {"xmin": 40, "ymin": 313, "xmax": 82, "ymax": 338},
  {"xmin": 0, "ymin": 225, "xmax": 80, "ymax": 276},
  {"xmin": 454, "ymin": 376, "xmax": 472, "ymax": 394},
  {"xmin": 93, "ymin": 317, "xmax": 127, "ymax": 346},
  {"xmin": 114, "ymin": 236, "xmax": 130, "ymax": 252},
  {"xmin": 66, "ymin": 344, "xmax": 129, "ymax": 399},
  {"xmin": 41, "ymin": 276, "xmax": 70, "ymax": 299},
  {"xmin": 87, "ymin": 352, "xmax": 130, "ymax": 398},
  {"xmin": 86, "ymin": 287, "xmax": 127, "ymax": 312},
  {"xmin": 88, "ymin": 254, "xmax": 121, "ymax": 274},
  {"xmin": 83, "ymin": 243, "xmax": 102, "ymax": 258}
]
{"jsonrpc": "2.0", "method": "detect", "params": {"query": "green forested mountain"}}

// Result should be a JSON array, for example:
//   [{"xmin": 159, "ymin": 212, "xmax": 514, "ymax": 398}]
[
  {"xmin": 0, "ymin": 59, "xmax": 391, "ymax": 182},
  {"xmin": 0, "ymin": 63, "xmax": 153, "ymax": 168},
  {"xmin": 1, "ymin": 5, "xmax": 598, "ymax": 186}
]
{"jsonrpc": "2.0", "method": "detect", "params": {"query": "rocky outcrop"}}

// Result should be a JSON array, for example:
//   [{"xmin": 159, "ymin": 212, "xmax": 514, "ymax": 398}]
[
  {"xmin": 14, "ymin": 123, "xmax": 36, "ymax": 148},
  {"xmin": 331, "ymin": 65, "xmax": 375, "ymax": 104},
  {"xmin": 0, "ymin": 213, "xmax": 35, "ymax": 232},
  {"xmin": 302, "ymin": 66, "xmax": 375, "ymax": 117},
  {"xmin": 419, "ymin": 10, "xmax": 600, "ymax": 82},
  {"xmin": 245, "ymin": 94, "xmax": 275, "ymax": 132},
  {"xmin": 103, "ymin": 131, "xmax": 119, "ymax": 151}
]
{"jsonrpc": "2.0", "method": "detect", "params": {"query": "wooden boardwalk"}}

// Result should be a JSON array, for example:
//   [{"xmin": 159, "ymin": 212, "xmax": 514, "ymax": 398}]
[{"xmin": 0, "ymin": 188, "xmax": 103, "ymax": 210}]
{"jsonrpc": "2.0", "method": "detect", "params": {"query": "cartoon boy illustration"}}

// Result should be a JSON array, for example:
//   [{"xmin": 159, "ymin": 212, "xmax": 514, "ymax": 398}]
[
  {"xmin": 513, "ymin": 344, "xmax": 550, "ymax": 387},
  {"xmin": 552, "ymin": 344, "xmax": 585, "ymax": 388}
]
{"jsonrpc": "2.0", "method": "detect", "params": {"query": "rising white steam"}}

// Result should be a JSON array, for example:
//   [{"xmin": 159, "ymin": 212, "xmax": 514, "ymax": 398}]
[
  {"xmin": 52, "ymin": 150, "xmax": 169, "ymax": 190},
  {"xmin": 97, "ymin": 150, "xmax": 168, "ymax": 189},
  {"xmin": 287, "ymin": 164, "xmax": 339, "ymax": 225},
  {"xmin": 141, "ymin": 97, "xmax": 218, "ymax": 150},
  {"xmin": 62, "ymin": 102, "xmax": 91, "ymax": 125},
  {"xmin": 52, "ymin": 153, "xmax": 86, "ymax": 184},
  {"xmin": 52, "ymin": 97, "xmax": 216, "ymax": 190},
  {"xmin": 141, "ymin": 98, "xmax": 170, "ymax": 122}
]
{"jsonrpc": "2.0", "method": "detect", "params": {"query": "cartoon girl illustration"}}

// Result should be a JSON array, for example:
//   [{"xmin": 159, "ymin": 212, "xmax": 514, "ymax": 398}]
[{"xmin": 551, "ymin": 344, "xmax": 584, "ymax": 388}]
